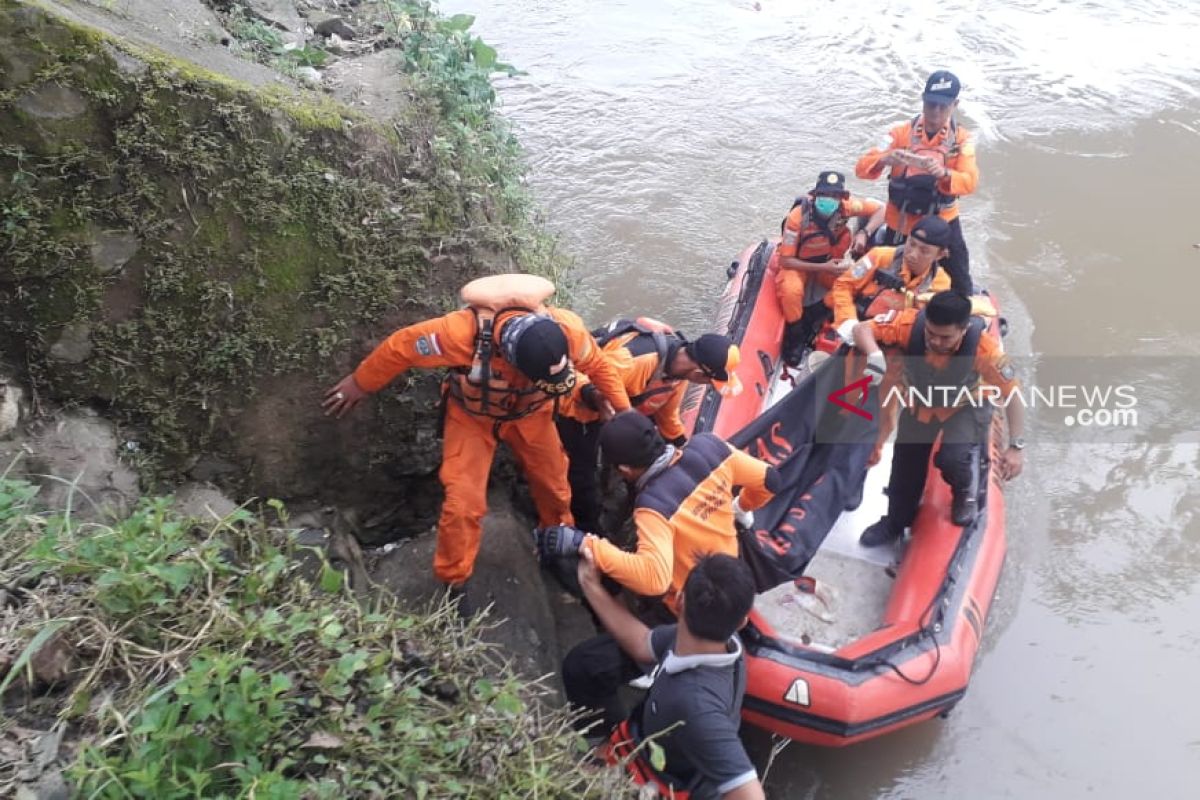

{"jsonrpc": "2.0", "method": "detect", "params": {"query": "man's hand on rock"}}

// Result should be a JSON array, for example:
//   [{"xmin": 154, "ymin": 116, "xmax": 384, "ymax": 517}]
[{"xmin": 323, "ymin": 374, "xmax": 368, "ymax": 418}]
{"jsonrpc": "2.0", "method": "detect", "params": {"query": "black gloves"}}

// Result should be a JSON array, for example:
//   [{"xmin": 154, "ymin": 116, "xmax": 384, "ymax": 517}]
[
  {"xmin": 533, "ymin": 524, "xmax": 585, "ymax": 562},
  {"xmin": 579, "ymin": 384, "xmax": 602, "ymax": 411}
]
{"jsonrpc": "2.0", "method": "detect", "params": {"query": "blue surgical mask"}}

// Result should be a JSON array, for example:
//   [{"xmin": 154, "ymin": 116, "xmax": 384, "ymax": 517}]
[{"xmin": 813, "ymin": 196, "xmax": 840, "ymax": 217}]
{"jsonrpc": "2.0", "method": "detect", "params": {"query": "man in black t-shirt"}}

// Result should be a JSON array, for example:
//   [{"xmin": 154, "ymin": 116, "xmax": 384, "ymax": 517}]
[{"xmin": 574, "ymin": 551, "xmax": 765, "ymax": 799}]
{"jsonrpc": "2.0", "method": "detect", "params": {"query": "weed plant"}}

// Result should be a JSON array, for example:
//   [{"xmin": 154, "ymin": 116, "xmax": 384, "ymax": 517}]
[{"xmin": 0, "ymin": 478, "xmax": 634, "ymax": 797}]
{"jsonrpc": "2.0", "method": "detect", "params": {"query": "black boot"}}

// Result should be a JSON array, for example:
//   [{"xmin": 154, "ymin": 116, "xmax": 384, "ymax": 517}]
[
  {"xmin": 781, "ymin": 320, "xmax": 807, "ymax": 368},
  {"xmin": 445, "ymin": 583, "xmax": 476, "ymax": 619},
  {"xmin": 860, "ymin": 516, "xmax": 900, "ymax": 547},
  {"xmin": 951, "ymin": 491, "xmax": 978, "ymax": 528},
  {"xmin": 844, "ymin": 471, "xmax": 866, "ymax": 511}
]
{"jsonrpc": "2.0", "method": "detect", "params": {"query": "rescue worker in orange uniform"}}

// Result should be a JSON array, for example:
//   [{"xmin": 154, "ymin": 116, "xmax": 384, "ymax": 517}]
[
  {"xmin": 775, "ymin": 171, "xmax": 885, "ymax": 366},
  {"xmin": 855, "ymin": 70, "xmax": 979, "ymax": 295},
  {"xmin": 323, "ymin": 275, "xmax": 631, "ymax": 604},
  {"xmin": 543, "ymin": 411, "xmax": 779, "ymax": 731},
  {"xmin": 828, "ymin": 215, "xmax": 955, "ymax": 328},
  {"xmin": 852, "ymin": 292, "xmax": 1025, "ymax": 548},
  {"xmin": 556, "ymin": 320, "xmax": 742, "ymax": 534}
]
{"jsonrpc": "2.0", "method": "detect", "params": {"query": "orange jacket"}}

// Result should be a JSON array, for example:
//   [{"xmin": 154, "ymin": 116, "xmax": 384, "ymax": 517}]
[
  {"xmin": 855, "ymin": 116, "xmax": 978, "ymax": 234},
  {"xmin": 588, "ymin": 433, "xmax": 779, "ymax": 614},
  {"xmin": 869, "ymin": 308, "xmax": 1017, "ymax": 423},
  {"xmin": 560, "ymin": 331, "xmax": 688, "ymax": 441},
  {"xmin": 353, "ymin": 307, "xmax": 631, "ymax": 417},
  {"xmin": 829, "ymin": 247, "xmax": 952, "ymax": 326},
  {"xmin": 777, "ymin": 194, "xmax": 883, "ymax": 265}
]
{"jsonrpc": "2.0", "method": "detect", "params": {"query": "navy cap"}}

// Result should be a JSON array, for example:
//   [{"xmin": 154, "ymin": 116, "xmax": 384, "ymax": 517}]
[
  {"xmin": 811, "ymin": 170, "xmax": 849, "ymax": 197},
  {"xmin": 505, "ymin": 315, "xmax": 570, "ymax": 383},
  {"xmin": 600, "ymin": 411, "xmax": 666, "ymax": 468},
  {"xmin": 922, "ymin": 70, "xmax": 961, "ymax": 105},
  {"xmin": 909, "ymin": 216, "xmax": 952, "ymax": 248}
]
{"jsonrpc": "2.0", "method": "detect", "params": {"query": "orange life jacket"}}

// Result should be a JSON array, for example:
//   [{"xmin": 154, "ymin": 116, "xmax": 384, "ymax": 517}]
[
  {"xmin": 446, "ymin": 274, "xmax": 559, "ymax": 421},
  {"xmin": 887, "ymin": 115, "xmax": 961, "ymax": 217},
  {"xmin": 780, "ymin": 197, "xmax": 852, "ymax": 263},
  {"xmin": 592, "ymin": 317, "xmax": 683, "ymax": 414},
  {"xmin": 860, "ymin": 246, "xmax": 942, "ymax": 318},
  {"xmin": 604, "ymin": 718, "xmax": 692, "ymax": 799}
]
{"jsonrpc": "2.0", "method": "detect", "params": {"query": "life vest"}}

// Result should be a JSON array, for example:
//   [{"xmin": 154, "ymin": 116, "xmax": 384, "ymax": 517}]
[
  {"xmin": 903, "ymin": 310, "xmax": 986, "ymax": 408},
  {"xmin": 592, "ymin": 317, "xmax": 684, "ymax": 414},
  {"xmin": 779, "ymin": 197, "xmax": 851, "ymax": 263},
  {"xmin": 604, "ymin": 717, "xmax": 692, "ymax": 799},
  {"xmin": 446, "ymin": 274, "xmax": 558, "ymax": 421},
  {"xmin": 886, "ymin": 115, "xmax": 961, "ymax": 218},
  {"xmin": 858, "ymin": 246, "xmax": 941, "ymax": 319}
]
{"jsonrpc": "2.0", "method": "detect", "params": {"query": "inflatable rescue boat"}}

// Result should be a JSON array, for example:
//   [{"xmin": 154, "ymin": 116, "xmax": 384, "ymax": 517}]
[{"xmin": 682, "ymin": 239, "xmax": 1009, "ymax": 746}]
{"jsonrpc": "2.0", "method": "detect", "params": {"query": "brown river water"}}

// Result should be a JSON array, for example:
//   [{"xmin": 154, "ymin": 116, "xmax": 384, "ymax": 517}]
[{"xmin": 444, "ymin": 1, "xmax": 1200, "ymax": 796}]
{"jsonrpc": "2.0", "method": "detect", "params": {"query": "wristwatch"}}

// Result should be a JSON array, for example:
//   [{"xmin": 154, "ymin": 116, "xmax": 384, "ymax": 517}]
[{"xmin": 1008, "ymin": 437, "xmax": 1026, "ymax": 451}]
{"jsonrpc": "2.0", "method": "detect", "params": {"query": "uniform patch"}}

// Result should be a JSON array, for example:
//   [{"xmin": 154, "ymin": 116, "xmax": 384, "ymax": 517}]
[
  {"xmin": 851, "ymin": 259, "xmax": 870, "ymax": 279},
  {"xmin": 961, "ymin": 140, "xmax": 976, "ymax": 157},
  {"xmin": 782, "ymin": 230, "xmax": 798, "ymax": 245},
  {"xmin": 999, "ymin": 362, "xmax": 1015, "ymax": 381},
  {"xmin": 415, "ymin": 334, "xmax": 442, "ymax": 357},
  {"xmin": 873, "ymin": 309, "xmax": 897, "ymax": 324}
]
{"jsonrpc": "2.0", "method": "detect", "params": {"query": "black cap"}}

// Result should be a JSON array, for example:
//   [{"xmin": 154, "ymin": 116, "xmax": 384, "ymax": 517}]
[
  {"xmin": 909, "ymin": 216, "xmax": 952, "ymax": 248},
  {"xmin": 686, "ymin": 334, "xmax": 743, "ymax": 397},
  {"xmin": 600, "ymin": 411, "xmax": 666, "ymax": 468},
  {"xmin": 505, "ymin": 315, "xmax": 570, "ymax": 383},
  {"xmin": 923, "ymin": 70, "xmax": 961, "ymax": 105},
  {"xmin": 811, "ymin": 170, "xmax": 849, "ymax": 197}
]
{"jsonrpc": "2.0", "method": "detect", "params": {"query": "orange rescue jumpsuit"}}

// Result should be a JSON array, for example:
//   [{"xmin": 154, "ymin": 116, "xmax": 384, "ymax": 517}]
[
  {"xmin": 775, "ymin": 195, "xmax": 883, "ymax": 323},
  {"xmin": 586, "ymin": 432, "xmax": 778, "ymax": 614},
  {"xmin": 559, "ymin": 330, "xmax": 688, "ymax": 442},
  {"xmin": 854, "ymin": 116, "xmax": 978, "ymax": 237},
  {"xmin": 828, "ymin": 246, "xmax": 953, "ymax": 327},
  {"xmin": 353, "ymin": 307, "xmax": 631, "ymax": 585}
]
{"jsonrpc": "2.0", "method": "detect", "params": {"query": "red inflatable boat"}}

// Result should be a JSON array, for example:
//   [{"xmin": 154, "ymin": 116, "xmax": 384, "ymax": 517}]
[{"xmin": 683, "ymin": 239, "xmax": 1010, "ymax": 747}]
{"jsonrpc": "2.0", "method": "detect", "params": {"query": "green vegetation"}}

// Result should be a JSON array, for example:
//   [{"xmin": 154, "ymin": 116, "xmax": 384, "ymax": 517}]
[
  {"xmin": 225, "ymin": 7, "xmax": 330, "ymax": 73},
  {"xmin": 0, "ymin": 478, "xmax": 631, "ymax": 797},
  {"xmin": 0, "ymin": 0, "xmax": 566, "ymax": 481}
]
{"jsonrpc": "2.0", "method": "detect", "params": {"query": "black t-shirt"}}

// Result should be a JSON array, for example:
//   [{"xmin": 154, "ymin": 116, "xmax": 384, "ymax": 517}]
[{"xmin": 640, "ymin": 625, "xmax": 757, "ymax": 798}]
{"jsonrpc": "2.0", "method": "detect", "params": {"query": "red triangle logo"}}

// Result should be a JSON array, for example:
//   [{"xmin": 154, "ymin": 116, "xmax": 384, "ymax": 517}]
[{"xmin": 827, "ymin": 376, "xmax": 874, "ymax": 421}]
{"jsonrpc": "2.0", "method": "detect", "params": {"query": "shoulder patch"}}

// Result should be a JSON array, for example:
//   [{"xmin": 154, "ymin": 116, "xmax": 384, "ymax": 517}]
[
  {"xmin": 415, "ymin": 334, "xmax": 442, "ymax": 357},
  {"xmin": 873, "ymin": 309, "xmax": 898, "ymax": 324},
  {"xmin": 960, "ymin": 140, "xmax": 976, "ymax": 157},
  {"xmin": 851, "ymin": 259, "xmax": 871, "ymax": 279},
  {"xmin": 999, "ymin": 361, "xmax": 1015, "ymax": 381},
  {"xmin": 781, "ymin": 230, "xmax": 798, "ymax": 245}
]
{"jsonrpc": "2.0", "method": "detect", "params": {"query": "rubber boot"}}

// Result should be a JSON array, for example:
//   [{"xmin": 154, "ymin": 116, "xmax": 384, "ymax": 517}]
[
  {"xmin": 860, "ymin": 516, "xmax": 901, "ymax": 547},
  {"xmin": 951, "ymin": 450, "xmax": 981, "ymax": 527},
  {"xmin": 782, "ymin": 320, "xmax": 807, "ymax": 368}
]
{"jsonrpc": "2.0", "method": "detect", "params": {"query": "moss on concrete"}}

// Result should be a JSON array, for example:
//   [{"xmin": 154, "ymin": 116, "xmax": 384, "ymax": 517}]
[{"xmin": 0, "ymin": 0, "xmax": 565, "ymax": 516}]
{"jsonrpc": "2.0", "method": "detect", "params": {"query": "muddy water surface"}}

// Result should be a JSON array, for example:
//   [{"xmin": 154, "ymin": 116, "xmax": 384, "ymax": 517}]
[{"xmin": 444, "ymin": 1, "xmax": 1200, "ymax": 795}]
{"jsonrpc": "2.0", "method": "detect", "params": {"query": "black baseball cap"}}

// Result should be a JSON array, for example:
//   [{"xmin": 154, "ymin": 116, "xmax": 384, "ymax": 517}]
[
  {"xmin": 909, "ymin": 216, "xmax": 952, "ymax": 248},
  {"xmin": 922, "ymin": 70, "xmax": 961, "ymax": 105},
  {"xmin": 686, "ymin": 334, "xmax": 743, "ymax": 397},
  {"xmin": 600, "ymin": 411, "xmax": 666, "ymax": 468},
  {"xmin": 811, "ymin": 171, "xmax": 849, "ymax": 197},
  {"xmin": 506, "ymin": 315, "xmax": 572, "ymax": 386}
]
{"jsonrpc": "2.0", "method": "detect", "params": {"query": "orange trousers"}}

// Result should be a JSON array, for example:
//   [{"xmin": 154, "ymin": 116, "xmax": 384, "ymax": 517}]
[
  {"xmin": 435, "ymin": 400, "xmax": 573, "ymax": 585},
  {"xmin": 775, "ymin": 268, "xmax": 836, "ymax": 323}
]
